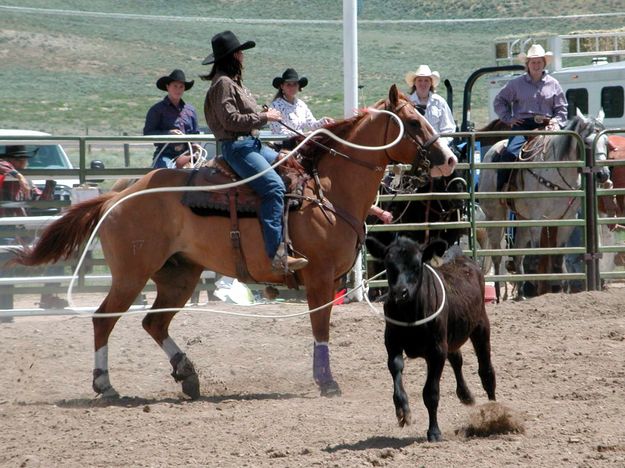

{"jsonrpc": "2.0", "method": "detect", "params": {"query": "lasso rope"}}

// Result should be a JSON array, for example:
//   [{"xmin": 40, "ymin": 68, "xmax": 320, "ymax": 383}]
[
  {"xmin": 363, "ymin": 264, "xmax": 447, "ymax": 327},
  {"xmin": 62, "ymin": 108, "xmax": 407, "ymax": 318}
]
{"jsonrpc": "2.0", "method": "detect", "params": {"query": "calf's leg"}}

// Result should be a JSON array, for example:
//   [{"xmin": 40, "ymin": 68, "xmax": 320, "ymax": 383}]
[
  {"xmin": 424, "ymin": 347, "xmax": 446, "ymax": 442},
  {"xmin": 387, "ymin": 346, "xmax": 411, "ymax": 427},
  {"xmin": 448, "ymin": 350, "xmax": 474, "ymax": 405},
  {"xmin": 470, "ymin": 318, "xmax": 496, "ymax": 400}
]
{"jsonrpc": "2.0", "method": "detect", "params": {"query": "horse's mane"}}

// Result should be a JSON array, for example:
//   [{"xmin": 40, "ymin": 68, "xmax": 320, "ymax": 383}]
[
  {"xmin": 551, "ymin": 115, "xmax": 599, "ymax": 159},
  {"xmin": 283, "ymin": 111, "xmax": 371, "ymax": 173}
]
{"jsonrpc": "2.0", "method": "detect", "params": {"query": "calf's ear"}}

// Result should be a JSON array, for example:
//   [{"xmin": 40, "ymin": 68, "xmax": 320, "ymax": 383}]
[
  {"xmin": 422, "ymin": 239, "xmax": 448, "ymax": 264},
  {"xmin": 365, "ymin": 236, "xmax": 387, "ymax": 260}
]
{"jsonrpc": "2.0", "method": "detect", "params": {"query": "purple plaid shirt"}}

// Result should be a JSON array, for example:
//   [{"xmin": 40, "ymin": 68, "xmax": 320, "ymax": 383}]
[
  {"xmin": 494, "ymin": 72, "xmax": 568, "ymax": 127},
  {"xmin": 143, "ymin": 96, "xmax": 199, "ymax": 157}
]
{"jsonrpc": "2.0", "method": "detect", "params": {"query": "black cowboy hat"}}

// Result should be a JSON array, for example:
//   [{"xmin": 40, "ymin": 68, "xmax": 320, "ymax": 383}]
[
  {"xmin": 0, "ymin": 145, "xmax": 30, "ymax": 159},
  {"xmin": 202, "ymin": 30, "xmax": 256, "ymax": 65},
  {"xmin": 272, "ymin": 68, "xmax": 308, "ymax": 89},
  {"xmin": 156, "ymin": 69, "xmax": 194, "ymax": 91}
]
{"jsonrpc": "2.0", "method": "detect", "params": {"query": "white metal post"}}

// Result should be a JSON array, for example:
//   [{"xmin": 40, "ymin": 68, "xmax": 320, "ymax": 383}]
[{"xmin": 343, "ymin": 0, "xmax": 363, "ymax": 301}]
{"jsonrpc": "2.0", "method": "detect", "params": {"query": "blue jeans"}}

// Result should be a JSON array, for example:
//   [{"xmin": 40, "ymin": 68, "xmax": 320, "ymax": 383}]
[
  {"xmin": 496, "ymin": 119, "xmax": 545, "ymax": 190},
  {"xmin": 221, "ymin": 137, "xmax": 283, "ymax": 258},
  {"xmin": 152, "ymin": 145, "xmax": 178, "ymax": 169}
]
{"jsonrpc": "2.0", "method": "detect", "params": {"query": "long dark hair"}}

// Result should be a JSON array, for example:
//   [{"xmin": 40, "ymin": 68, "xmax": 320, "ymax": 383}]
[
  {"xmin": 273, "ymin": 83, "xmax": 303, "ymax": 101},
  {"xmin": 200, "ymin": 54, "xmax": 243, "ymax": 82}
]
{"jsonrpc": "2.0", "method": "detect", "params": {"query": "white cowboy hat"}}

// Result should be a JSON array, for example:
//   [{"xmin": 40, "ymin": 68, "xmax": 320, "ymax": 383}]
[
  {"xmin": 518, "ymin": 44, "xmax": 553, "ymax": 65},
  {"xmin": 404, "ymin": 65, "xmax": 441, "ymax": 88}
]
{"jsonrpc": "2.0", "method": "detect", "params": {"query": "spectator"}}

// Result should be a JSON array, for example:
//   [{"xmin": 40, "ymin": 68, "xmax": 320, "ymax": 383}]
[
  {"xmin": 405, "ymin": 65, "xmax": 456, "ymax": 145},
  {"xmin": 0, "ymin": 145, "xmax": 67, "ymax": 312},
  {"xmin": 269, "ymin": 68, "xmax": 333, "ymax": 136},
  {"xmin": 493, "ymin": 44, "xmax": 568, "ymax": 191},
  {"xmin": 143, "ymin": 69, "xmax": 200, "ymax": 168}
]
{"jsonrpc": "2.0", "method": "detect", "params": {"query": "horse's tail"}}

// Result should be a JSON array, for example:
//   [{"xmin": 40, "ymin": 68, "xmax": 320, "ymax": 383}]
[{"xmin": 9, "ymin": 192, "xmax": 116, "ymax": 267}]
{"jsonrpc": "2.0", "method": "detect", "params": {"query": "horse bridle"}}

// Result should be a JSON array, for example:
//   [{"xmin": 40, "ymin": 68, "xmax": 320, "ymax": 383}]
[{"xmin": 383, "ymin": 100, "xmax": 441, "ymax": 186}]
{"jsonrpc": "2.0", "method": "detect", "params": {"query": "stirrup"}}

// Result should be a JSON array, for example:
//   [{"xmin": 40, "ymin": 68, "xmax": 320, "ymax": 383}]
[{"xmin": 271, "ymin": 243, "xmax": 308, "ymax": 272}]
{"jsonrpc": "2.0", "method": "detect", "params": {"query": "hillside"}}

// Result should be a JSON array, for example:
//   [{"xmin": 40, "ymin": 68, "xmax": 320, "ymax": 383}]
[{"xmin": 1, "ymin": 1, "xmax": 624, "ymax": 135}]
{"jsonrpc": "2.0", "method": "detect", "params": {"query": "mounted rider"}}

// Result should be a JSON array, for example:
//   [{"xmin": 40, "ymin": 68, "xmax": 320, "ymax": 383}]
[{"xmin": 493, "ymin": 44, "xmax": 568, "ymax": 191}]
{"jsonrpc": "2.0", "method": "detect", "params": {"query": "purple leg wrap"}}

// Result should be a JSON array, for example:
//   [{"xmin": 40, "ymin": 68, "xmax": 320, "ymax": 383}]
[{"xmin": 313, "ymin": 343, "xmax": 333, "ymax": 385}]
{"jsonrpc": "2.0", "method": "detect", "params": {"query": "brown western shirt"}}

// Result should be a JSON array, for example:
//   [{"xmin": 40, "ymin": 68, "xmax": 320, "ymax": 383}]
[{"xmin": 204, "ymin": 71, "xmax": 267, "ymax": 140}]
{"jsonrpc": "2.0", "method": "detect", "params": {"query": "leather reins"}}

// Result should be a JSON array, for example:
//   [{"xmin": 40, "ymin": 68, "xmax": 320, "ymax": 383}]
[{"xmin": 383, "ymin": 100, "xmax": 440, "ymax": 173}]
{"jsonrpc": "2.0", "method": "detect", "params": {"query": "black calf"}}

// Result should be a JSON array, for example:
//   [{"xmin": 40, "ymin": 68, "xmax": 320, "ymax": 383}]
[{"xmin": 366, "ymin": 236, "xmax": 496, "ymax": 442}]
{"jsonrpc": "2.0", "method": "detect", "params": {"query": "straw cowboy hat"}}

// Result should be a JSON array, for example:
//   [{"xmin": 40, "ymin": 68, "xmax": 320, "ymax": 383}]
[
  {"xmin": 202, "ymin": 30, "xmax": 256, "ymax": 65},
  {"xmin": 404, "ymin": 65, "xmax": 441, "ymax": 88},
  {"xmin": 156, "ymin": 69, "xmax": 194, "ymax": 91},
  {"xmin": 272, "ymin": 68, "xmax": 308, "ymax": 89},
  {"xmin": 0, "ymin": 145, "xmax": 30, "ymax": 159},
  {"xmin": 518, "ymin": 44, "xmax": 553, "ymax": 65}
]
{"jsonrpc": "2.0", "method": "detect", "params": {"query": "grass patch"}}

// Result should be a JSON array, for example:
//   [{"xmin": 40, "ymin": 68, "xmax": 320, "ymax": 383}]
[{"xmin": 2, "ymin": 2, "xmax": 625, "ymax": 135}]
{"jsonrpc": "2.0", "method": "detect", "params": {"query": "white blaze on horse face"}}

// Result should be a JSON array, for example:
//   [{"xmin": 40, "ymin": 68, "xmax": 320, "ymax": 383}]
[
  {"xmin": 161, "ymin": 337, "xmax": 183, "ymax": 360},
  {"xmin": 429, "ymin": 142, "xmax": 458, "ymax": 178}
]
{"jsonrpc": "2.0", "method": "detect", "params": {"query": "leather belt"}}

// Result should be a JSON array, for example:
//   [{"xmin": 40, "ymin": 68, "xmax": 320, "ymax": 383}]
[{"xmin": 220, "ymin": 129, "xmax": 260, "ymax": 142}]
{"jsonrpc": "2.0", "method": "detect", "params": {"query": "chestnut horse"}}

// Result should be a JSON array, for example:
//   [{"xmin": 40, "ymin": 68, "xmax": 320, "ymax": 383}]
[{"xmin": 11, "ymin": 85, "xmax": 457, "ymax": 399}]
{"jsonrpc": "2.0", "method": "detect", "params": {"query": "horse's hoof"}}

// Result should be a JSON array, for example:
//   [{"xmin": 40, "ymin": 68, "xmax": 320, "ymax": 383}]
[
  {"xmin": 181, "ymin": 374, "xmax": 200, "ymax": 400},
  {"xmin": 93, "ymin": 369, "xmax": 119, "ymax": 399},
  {"xmin": 319, "ymin": 380, "xmax": 341, "ymax": 397},
  {"xmin": 513, "ymin": 295, "xmax": 527, "ymax": 302},
  {"xmin": 100, "ymin": 387, "xmax": 120, "ymax": 399}
]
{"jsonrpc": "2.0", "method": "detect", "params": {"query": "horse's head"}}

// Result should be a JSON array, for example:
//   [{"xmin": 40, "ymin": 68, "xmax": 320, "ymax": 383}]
[
  {"xmin": 570, "ymin": 108, "xmax": 611, "ymax": 184},
  {"xmin": 375, "ymin": 85, "xmax": 457, "ymax": 178}
]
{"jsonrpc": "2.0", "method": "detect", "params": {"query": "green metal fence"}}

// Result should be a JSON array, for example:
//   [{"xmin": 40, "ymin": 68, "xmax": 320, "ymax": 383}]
[{"xmin": 2, "ymin": 129, "xmax": 625, "ymax": 313}]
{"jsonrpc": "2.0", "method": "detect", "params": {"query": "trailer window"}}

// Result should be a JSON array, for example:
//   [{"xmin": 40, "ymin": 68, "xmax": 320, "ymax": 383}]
[
  {"xmin": 566, "ymin": 88, "xmax": 588, "ymax": 118},
  {"xmin": 601, "ymin": 86, "xmax": 624, "ymax": 118}
]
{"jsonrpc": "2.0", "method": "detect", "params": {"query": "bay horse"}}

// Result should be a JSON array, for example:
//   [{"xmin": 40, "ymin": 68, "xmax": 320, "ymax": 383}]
[
  {"xmin": 10, "ymin": 85, "xmax": 457, "ymax": 399},
  {"xmin": 477, "ymin": 109, "xmax": 611, "ymax": 300}
]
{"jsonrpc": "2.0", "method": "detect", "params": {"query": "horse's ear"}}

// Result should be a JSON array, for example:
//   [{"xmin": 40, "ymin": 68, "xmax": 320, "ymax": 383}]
[
  {"xmin": 597, "ymin": 108, "xmax": 605, "ymax": 123},
  {"xmin": 422, "ymin": 239, "xmax": 448, "ymax": 264},
  {"xmin": 576, "ymin": 107, "xmax": 585, "ymax": 119},
  {"xmin": 388, "ymin": 84, "xmax": 399, "ymax": 107},
  {"xmin": 365, "ymin": 236, "xmax": 387, "ymax": 261}
]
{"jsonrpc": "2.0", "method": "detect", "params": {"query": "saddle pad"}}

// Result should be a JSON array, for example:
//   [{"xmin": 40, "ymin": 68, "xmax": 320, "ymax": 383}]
[{"xmin": 181, "ymin": 167, "xmax": 260, "ymax": 213}]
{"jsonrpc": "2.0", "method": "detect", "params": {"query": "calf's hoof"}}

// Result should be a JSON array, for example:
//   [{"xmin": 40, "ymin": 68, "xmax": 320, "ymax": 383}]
[
  {"xmin": 319, "ymin": 380, "xmax": 341, "ymax": 397},
  {"xmin": 427, "ymin": 429, "xmax": 442, "ymax": 442},
  {"xmin": 396, "ymin": 408, "xmax": 412, "ymax": 427},
  {"xmin": 457, "ymin": 387, "xmax": 475, "ymax": 405}
]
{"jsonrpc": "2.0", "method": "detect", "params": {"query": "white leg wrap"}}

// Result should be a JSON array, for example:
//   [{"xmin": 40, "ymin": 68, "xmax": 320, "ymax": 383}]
[
  {"xmin": 161, "ymin": 337, "xmax": 183, "ymax": 360},
  {"xmin": 95, "ymin": 345, "xmax": 108, "ymax": 370}
]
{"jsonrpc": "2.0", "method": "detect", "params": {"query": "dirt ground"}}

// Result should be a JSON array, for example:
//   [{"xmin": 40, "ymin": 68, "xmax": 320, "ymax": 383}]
[{"xmin": 1, "ymin": 288, "xmax": 624, "ymax": 467}]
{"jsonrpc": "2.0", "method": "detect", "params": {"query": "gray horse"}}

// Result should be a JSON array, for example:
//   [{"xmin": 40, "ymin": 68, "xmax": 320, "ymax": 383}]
[{"xmin": 477, "ymin": 109, "xmax": 611, "ymax": 301}]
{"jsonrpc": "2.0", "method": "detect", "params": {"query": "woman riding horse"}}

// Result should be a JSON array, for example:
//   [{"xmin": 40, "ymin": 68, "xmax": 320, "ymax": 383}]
[
  {"xmin": 493, "ymin": 44, "xmax": 568, "ymax": 191},
  {"xmin": 10, "ymin": 84, "xmax": 458, "ymax": 399}
]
